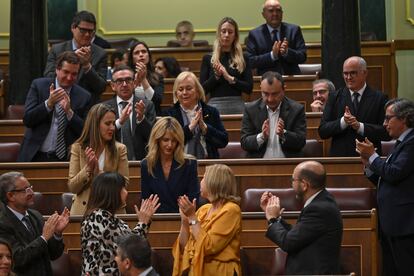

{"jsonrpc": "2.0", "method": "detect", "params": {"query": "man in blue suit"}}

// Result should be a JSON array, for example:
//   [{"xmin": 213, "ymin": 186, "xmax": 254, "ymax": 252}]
[
  {"xmin": 246, "ymin": 0, "xmax": 307, "ymax": 75},
  {"xmin": 356, "ymin": 98, "xmax": 414, "ymax": 276},
  {"xmin": 18, "ymin": 51, "xmax": 91, "ymax": 162}
]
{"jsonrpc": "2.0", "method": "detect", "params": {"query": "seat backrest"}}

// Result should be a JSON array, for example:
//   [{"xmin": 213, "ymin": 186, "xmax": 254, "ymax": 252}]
[
  {"xmin": 218, "ymin": 142, "xmax": 246, "ymax": 159},
  {"xmin": 327, "ymin": 188, "xmax": 377, "ymax": 210},
  {"xmin": 166, "ymin": 40, "xmax": 209, "ymax": 47},
  {"xmin": 51, "ymin": 252, "xmax": 72, "ymax": 276},
  {"xmin": 108, "ymin": 37, "xmax": 138, "ymax": 49},
  {"xmin": 242, "ymin": 188, "xmax": 302, "ymax": 212},
  {"xmin": 299, "ymin": 63, "xmax": 322, "ymax": 75},
  {"xmin": 61, "ymin": 193, "xmax": 74, "ymax": 211},
  {"xmin": 381, "ymin": 140, "xmax": 396, "ymax": 156},
  {"xmin": 152, "ymin": 249, "xmax": 173, "ymax": 276},
  {"xmin": 271, "ymin": 247, "xmax": 287, "ymax": 276},
  {"xmin": 5, "ymin": 105, "xmax": 25, "ymax": 119},
  {"xmin": 0, "ymin": 142, "xmax": 20, "ymax": 162},
  {"xmin": 126, "ymin": 191, "xmax": 142, "ymax": 214},
  {"xmin": 303, "ymin": 139, "xmax": 323, "ymax": 157},
  {"xmin": 32, "ymin": 192, "xmax": 65, "ymax": 215}
]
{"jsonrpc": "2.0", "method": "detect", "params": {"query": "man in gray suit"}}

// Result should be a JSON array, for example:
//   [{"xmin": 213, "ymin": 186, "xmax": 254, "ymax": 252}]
[
  {"xmin": 44, "ymin": 10, "xmax": 107, "ymax": 105},
  {"xmin": 241, "ymin": 71, "xmax": 306, "ymax": 158}
]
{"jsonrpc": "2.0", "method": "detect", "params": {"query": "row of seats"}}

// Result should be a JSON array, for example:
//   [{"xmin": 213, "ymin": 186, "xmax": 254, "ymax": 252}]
[{"xmin": 32, "ymin": 187, "xmax": 376, "ymax": 215}]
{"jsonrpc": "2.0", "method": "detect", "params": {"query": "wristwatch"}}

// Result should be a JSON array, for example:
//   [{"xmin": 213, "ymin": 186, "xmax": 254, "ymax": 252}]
[
  {"xmin": 189, "ymin": 219, "xmax": 199, "ymax": 225},
  {"xmin": 268, "ymin": 216, "xmax": 281, "ymax": 226}
]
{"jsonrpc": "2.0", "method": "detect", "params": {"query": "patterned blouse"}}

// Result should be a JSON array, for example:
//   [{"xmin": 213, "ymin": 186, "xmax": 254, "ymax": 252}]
[{"xmin": 80, "ymin": 208, "xmax": 149, "ymax": 275}]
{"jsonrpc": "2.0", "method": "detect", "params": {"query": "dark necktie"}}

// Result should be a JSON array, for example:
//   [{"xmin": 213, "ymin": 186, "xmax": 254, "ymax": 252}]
[
  {"xmin": 22, "ymin": 215, "xmax": 36, "ymax": 237},
  {"xmin": 55, "ymin": 103, "xmax": 67, "ymax": 160},
  {"xmin": 352, "ymin": 92, "xmax": 360, "ymax": 112},
  {"xmin": 272, "ymin": 29, "xmax": 279, "ymax": 43},
  {"xmin": 120, "ymin": 101, "xmax": 135, "ymax": 160}
]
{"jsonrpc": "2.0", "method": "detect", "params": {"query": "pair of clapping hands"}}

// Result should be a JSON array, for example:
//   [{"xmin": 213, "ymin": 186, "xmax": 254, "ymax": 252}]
[
  {"xmin": 262, "ymin": 118, "xmax": 285, "ymax": 139},
  {"xmin": 177, "ymin": 195, "xmax": 197, "ymax": 222},
  {"xmin": 47, "ymin": 83, "xmax": 71, "ymax": 113},
  {"xmin": 272, "ymin": 38, "xmax": 289, "ymax": 57},
  {"xmin": 188, "ymin": 107, "xmax": 207, "ymax": 135},
  {"xmin": 42, "ymin": 208, "xmax": 70, "ymax": 240},
  {"xmin": 260, "ymin": 192, "xmax": 284, "ymax": 221},
  {"xmin": 119, "ymin": 100, "xmax": 146, "ymax": 124},
  {"xmin": 212, "ymin": 61, "xmax": 236, "ymax": 84}
]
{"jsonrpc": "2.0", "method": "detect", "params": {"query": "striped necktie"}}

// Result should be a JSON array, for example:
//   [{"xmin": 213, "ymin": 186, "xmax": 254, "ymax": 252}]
[{"xmin": 55, "ymin": 104, "xmax": 67, "ymax": 160}]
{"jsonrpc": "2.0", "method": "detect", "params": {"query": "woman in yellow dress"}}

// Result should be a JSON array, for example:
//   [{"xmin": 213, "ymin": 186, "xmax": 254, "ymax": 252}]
[{"xmin": 173, "ymin": 164, "xmax": 241, "ymax": 276}]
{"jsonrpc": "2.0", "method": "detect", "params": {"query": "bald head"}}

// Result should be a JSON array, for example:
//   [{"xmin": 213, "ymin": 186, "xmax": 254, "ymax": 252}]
[
  {"xmin": 295, "ymin": 161, "xmax": 326, "ymax": 190},
  {"xmin": 262, "ymin": 0, "xmax": 283, "ymax": 28}
]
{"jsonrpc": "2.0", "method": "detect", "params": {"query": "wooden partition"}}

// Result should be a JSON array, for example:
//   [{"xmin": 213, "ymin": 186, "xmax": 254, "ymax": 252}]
[
  {"xmin": 0, "ymin": 112, "xmax": 323, "ymax": 145},
  {"xmin": 0, "ymin": 158, "xmax": 372, "ymax": 197},
  {"xmin": 62, "ymin": 210, "xmax": 378, "ymax": 276}
]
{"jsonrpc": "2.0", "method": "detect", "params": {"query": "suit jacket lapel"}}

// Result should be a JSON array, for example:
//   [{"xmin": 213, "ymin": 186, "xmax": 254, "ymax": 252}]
[
  {"xmin": 5, "ymin": 208, "xmax": 35, "ymax": 242},
  {"xmin": 261, "ymin": 24, "xmax": 272, "ymax": 50},
  {"xmin": 279, "ymin": 98, "xmax": 290, "ymax": 121},
  {"xmin": 258, "ymin": 100, "xmax": 268, "ymax": 129},
  {"xmin": 132, "ymin": 97, "xmax": 137, "ymax": 134}
]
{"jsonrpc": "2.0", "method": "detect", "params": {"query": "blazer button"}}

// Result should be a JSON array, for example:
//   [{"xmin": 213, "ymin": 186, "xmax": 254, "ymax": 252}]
[{"xmin": 83, "ymin": 201, "xmax": 86, "ymax": 205}]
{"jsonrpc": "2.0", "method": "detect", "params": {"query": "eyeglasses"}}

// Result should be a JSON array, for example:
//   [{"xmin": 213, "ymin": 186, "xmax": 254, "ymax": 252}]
[
  {"xmin": 342, "ymin": 71, "xmax": 360, "ymax": 78},
  {"xmin": 384, "ymin": 115, "xmax": 397, "ymax": 122},
  {"xmin": 11, "ymin": 185, "xmax": 33, "ymax": 194},
  {"xmin": 112, "ymin": 77, "xmax": 134, "ymax": 86},
  {"xmin": 76, "ymin": 26, "xmax": 95, "ymax": 35}
]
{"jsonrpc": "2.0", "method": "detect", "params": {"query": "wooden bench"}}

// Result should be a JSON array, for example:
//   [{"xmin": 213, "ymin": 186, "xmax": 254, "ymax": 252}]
[{"xmin": 59, "ymin": 210, "xmax": 377, "ymax": 276}]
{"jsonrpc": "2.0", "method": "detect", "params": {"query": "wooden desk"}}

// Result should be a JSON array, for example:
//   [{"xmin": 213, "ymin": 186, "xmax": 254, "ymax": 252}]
[
  {"xmin": 62, "ymin": 210, "xmax": 378, "ymax": 276},
  {"xmin": 0, "ymin": 158, "xmax": 372, "ymax": 196}
]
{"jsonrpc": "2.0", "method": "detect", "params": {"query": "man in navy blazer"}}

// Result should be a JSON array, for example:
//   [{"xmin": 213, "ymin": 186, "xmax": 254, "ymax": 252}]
[
  {"xmin": 241, "ymin": 71, "xmax": 306, "ymax": 158},
  {"xmin": 18, "ymin": 51, "xmax": 91, "ymax": 162},
  {"xmin": 319, "ymin": 56, "xmax": 390, "ymax": 156},
  {"xmin": 261, "ymin": 161, "xmax": 343, "ymax": 274},
  {"xmin": 103, "ymin": 65, "xmax": 156, "ymax": 160},
  {"xmin": 357, "ymin": 98, "xmax": 414, "ymax": 276},
  {"xmin": 246, "ymin": 0, "xmax": 307, "ymax": 75},
  {"xmin": 44, "ymin": 11, "xmax": 107, "ymax": 105}
]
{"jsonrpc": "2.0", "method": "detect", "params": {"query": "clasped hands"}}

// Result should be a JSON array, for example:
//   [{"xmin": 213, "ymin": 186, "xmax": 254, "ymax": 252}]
[
  {"xmin": 189, "ymin": 108, "xmax": 207, "ymax": 135},
  {"xmin": 119, "ymin": 100, "xmax": 146, "ymax": 124},
  {"xmin": 262, "ymin": 118, "xmax": 285, "ymax": 140},
  {"xmin": 212, "ymin": 62, "xmax": 235, "ymax": 84},
  {"xmin": 42, "ymin": 207, "xmax": 70, "ymax": 240},
  {"xmin": 344, "ymin": 106, "xmax": 360, "ymax": 130},
  {"xmin": 177, "ymin": 195, "xmax": 197, "ymax": 223},
  {"xmin": 260, "ymin": 192, "xmax": 285, "ymax": 221},
  {"xmin": 272, "ymin": 38, "xmax": 289, "ymax": 57}
]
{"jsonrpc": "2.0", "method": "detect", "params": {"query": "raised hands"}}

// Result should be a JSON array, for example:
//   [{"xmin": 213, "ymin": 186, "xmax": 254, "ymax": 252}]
[
  {"xmin": 47, "ymin": 83, "xmax": 66, "ymax": 109},
  {"xmin": 188, "ymin": 107, "xmax": 207, "ymax": 134},
  {"xmin": 119, "ymin": 102, "xmax": 132, "ymax": 125},
  {"xmin": 75, "ymin": 46, "xmax": 92, "ymax": 70},
  {"xmin": 134, "ymin": 62, "xmax": 147, "ymax": 86},
  {"xmin": 54, "ymin": 207, "xmax": 70, "ymax": 235},
  {"xmin": 272, "ymin": 37, "xmax": 289, "ymax": 57},
  {"xmin": 356, "ymin": 137, "xmax": 375, "ymax": 165},
  {"xmin": 344, "ymin": 106, "xmax": 360, "ymax": 130},
  {"xmin": 177, "ymin": 195, "xmax": 197, "ymax": 219},
  {"xmin": 135, "ymin": 100, "xmax": 146, "ymax": 121},
  {"xmin": 134, "ymin": 194, "xmax": 160, "ymax": 225},
  {"xmin": 265, "ymin": 195, "xmax": 284, "ymax": 221},
  {"xmin": 85, "ymin": 146, "xmax": 99, "ymax": 175}
]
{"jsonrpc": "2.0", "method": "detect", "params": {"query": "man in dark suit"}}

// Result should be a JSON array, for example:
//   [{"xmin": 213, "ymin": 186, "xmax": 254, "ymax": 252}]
[
  {"xmin": 246, "ymin": 0, "xmax": 307, "ymax": 75},
  {"xmin": 241, "ymin": 71, "xmax": 306, "ymax": 158},
  {"xmin": 356, "ymin": 98, "xmax": 414, "ymax": 276},
  {"xmin": 44, "ymin": 10, "xmax": 107, "ymax": 105},
  {"xmin": 18, "ymin": 51, "xmax": 91, "ymax": 162},
  {"xmin": 103, "ymin": 65, "xmax": 156, "ymax": 160},
  {"xmin": 261, "ymin": 161, "xmax": 343, "ymax": 274},
  {"xmin": 115, "ymin": 234, "xmax": 160, "ymax": 276},
  {"xmin": 0, "ymin": 171, "xmax": 70, "ymax": 275},
  {"xmin": 319, "ymin": 56, "xmax": 390, "ymax": 156}
]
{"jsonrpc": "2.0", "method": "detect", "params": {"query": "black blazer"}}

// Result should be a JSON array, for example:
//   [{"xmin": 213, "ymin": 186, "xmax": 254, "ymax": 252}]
[
  {"xmin": 266, "ymin": 189, "xmax": 343, "ymax": 275},
  {"xmin": 368, "ymin": 129, "xmax": 414, "ymax": 236},
  {"xmin": 44, "ymin": 40, "xmax": 107, "ymax": 105},
  {"xmin": 18, "ymin": 77, "xmax": 91, "ymax": 162},
  {"xmin": 246, "ymin": 22, "xmax": 307, "ymax": 75},
  {"xmin": 0, "ymin": 207, "xmax": 64, "ymax": 275},
  {"xmin": 103, "ymin": 96, "xmax": 156, "ymax": 160},
  {"xmin": 164, "ymin": 101, "xmax": 228, "ymax": 158},
  {"xmin": 319, "ymin": 86, "xmax": 390, "ymax": 156},
  {"xmin": 240, "ymin": 97, "xmax": 306, "ymax": 158}
]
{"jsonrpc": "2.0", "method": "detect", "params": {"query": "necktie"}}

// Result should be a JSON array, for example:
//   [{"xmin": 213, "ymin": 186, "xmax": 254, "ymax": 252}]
[
  {"xmin": 22, "ymin": 215, "xmax": 36, "ymax": 237},
  {"xmin": 352, "ymin": 93, "xmax": 360, "ymax": 112},
  {"xmin": 120, "ymin": 101, "xmax": 135, "ymax": 160},
  {"xmin": 55, "ymin": 104, "xmax": 67, "ymax": 160},
  {"xmin": 272, "ymin": 29, "xmax": 279, "ymax": 43}
]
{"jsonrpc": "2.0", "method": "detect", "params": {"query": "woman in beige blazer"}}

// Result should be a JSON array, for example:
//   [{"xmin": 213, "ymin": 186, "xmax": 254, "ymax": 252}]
[{"xmin": 68, "ymin": 103, "xmax": 129, "ymax": 215}]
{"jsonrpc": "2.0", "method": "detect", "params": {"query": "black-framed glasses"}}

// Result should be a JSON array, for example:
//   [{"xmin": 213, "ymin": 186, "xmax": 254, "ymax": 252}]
[
  {"xmin": 112, "ymin": 77, "xmax": 134, "ymax": 86},
  {"xmin": 11, "ymin": 185, "xmax": 33, "ymax": 194},
  {"xmin": 77, "ymin": 26, "xmax": 95, "ymax": 35},
  {"xmin": 384, "ymin": 115, "xmax": 397, "ymax": 122},
  {"xmin": 342, "ymin": 70, "xmax": 360, "ymax": 78}
]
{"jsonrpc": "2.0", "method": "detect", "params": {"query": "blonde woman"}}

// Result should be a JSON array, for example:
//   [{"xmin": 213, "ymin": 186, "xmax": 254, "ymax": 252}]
[
  {"xmin": 68, "ymin": 103, "xmax": 129, "ymax": 215},
  {"xmin": 200, "ymin": 17, "xmax": 253, "ymax": 114},
  {"xmin": 141, "ymin": 117, "xmax": 199, "ymax": 213},
  {"xmin": 165, "ymin": 71, "xmax": 228, "ymax": 159},
  {"xmin": 173, "ymin": 164, "xmax": 242, "ymax": 276}
]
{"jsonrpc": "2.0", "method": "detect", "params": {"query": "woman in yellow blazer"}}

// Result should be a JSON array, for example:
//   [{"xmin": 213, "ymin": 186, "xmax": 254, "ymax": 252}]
[
  {"xmin": 68, "ymin": 103, "xmax": 129, "ymax": 215},
  {"xmin": 173, "ymin": 164, "xmax": 241, "ymax": 276}
]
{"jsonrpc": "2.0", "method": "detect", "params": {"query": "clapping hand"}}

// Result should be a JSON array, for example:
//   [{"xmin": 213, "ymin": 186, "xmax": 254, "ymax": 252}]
[
  {"xmin": 262, "ymin": 119, "xmax": 270, "ymax": 139},
  {"xmin": 265, "ymin": 196, "xmax": 284, "ymax": 221},
  {"xmin": 85, "ymin": 147, "xmax": 99, "ymax": 175},
  {"xmin": 178, "ymin": 195, "xmax": 197, "ymax": 218},
  {"xmin": 135, "ymin": 194, "xmax": 160, "ymax": 225},
  {"xmin": 279, "ymin": 38, "xmax": 289, "ymax": 55},
  {"xmin": 55, "ymin": 207, "xmax": 70, "ymax": 235},
  {"xmin": 356, "ymin": 137, "xmax": 375, "ymax": 165},
  {"xmin": 276, "ymin": 118, "xmax": 285, "ymax": 137},
  {"xmin": 260, "ymin": 191, "xmax": 273, "ymax": 212},
  {"xmin": 344, "ymin": 106, "xmax": 360, "ymax": 130},
  {"xmin": 135, "ymin": 100, "xmax": 146, "ymax": 121},
  {"xmin": 119, "ymin": 102, "xmax": 132, "ymax": 125}
]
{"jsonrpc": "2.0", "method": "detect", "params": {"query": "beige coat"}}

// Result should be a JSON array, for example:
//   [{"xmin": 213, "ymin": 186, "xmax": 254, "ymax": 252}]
[{"xmin": 67, "ymin": 142, "xmax": 129, "ymax": 215}]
